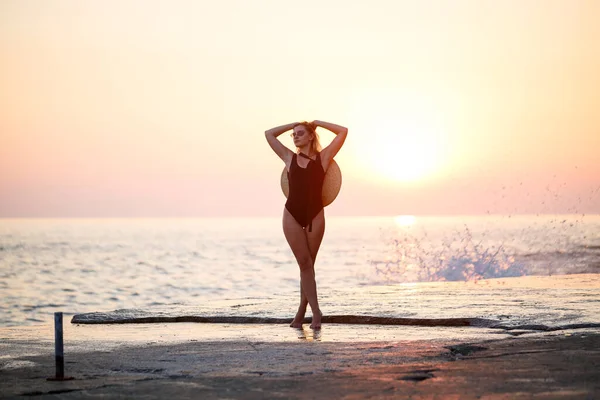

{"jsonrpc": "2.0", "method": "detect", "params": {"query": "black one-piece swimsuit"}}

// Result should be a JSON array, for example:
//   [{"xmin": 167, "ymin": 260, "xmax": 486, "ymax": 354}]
[{"xmin": 285, "ymin": 152, "xmax": 325, "ymax": 232}]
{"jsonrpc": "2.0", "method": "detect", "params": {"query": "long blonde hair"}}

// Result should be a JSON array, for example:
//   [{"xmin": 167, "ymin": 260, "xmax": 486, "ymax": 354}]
[{"xmin": 293, "ymin": 121, "xmax": 322, "ymax": 155}]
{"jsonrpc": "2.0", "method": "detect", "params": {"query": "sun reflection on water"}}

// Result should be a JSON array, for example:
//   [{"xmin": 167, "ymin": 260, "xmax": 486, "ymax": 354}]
[{"xmin": 394, "ymin": 215, "xmax": 416, "ymax": 227}]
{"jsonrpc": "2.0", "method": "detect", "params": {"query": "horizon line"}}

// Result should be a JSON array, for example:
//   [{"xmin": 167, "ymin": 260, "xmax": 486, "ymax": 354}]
[{"xmin": 0, "ymin": 213, "xmax": 597, "ymax": 220}]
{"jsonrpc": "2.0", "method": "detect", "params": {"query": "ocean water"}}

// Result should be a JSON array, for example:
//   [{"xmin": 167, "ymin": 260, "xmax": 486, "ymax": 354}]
[{"xmin": 1, "ymin": 215, "xmax": 599, "ymax": 332}]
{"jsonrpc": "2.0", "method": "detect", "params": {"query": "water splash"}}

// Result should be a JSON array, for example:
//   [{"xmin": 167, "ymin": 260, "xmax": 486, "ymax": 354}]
[
  {"xmin": 373, "ymin": 213, "xmax": 600, "ymax": 283},
  {"xmin": 372, "ymin": 223, "xmax": 526, "ymax": 283}
]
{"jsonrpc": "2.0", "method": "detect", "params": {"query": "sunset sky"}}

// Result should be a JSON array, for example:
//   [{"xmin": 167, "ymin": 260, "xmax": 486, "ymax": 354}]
[{"xmin": 1, "ymin": 0, "xmax": 599, "ymax": 217}]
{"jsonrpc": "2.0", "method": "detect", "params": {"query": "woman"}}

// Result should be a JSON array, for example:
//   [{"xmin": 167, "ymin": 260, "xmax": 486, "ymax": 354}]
[{"xmin": 265, "ymin": 120, "xmax": 348, "ymax": 329}]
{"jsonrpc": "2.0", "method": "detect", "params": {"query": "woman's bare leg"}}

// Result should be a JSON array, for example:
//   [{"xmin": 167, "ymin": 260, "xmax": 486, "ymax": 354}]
[
  {"xmin": 283, "ymin": 209, "xmax": 325, "ymax": 329},
  {"xmin": 305, "ymin": 211, "xmax": 325, "ymax": 328},
  {"xmin": 293, "ymin": 246, "xmax": 320, "ymax": 326},
  {"xmin": 287, "ymin": 211, "xmax": 325, "ymax": 327},
  {"xmin": 293, "ymin": 259, "xmax": 317, "ymax": 327},
  {"xmin": 292, "ymin": 283, "xmax": 308, "ymax": 328}
]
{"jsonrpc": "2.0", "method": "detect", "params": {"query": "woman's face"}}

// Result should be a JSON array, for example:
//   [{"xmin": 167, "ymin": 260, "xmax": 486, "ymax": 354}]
[{"xmin": 292, "ymin": 125, "xmax": 313, "ymax": 148}]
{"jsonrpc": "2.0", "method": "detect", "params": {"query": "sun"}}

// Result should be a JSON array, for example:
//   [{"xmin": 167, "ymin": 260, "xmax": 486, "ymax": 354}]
[
  {"xmin": 363, "ymin": 115, "xmax": 445, "ymax": 183},
  {"xmin": 346, "ymin": 88, "xmax": 450, "ymax": 184}
]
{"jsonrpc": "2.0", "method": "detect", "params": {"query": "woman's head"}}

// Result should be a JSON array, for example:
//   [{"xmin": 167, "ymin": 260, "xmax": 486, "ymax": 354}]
[{"xmin": 292, "ymin": 121, "xmax": 322, "ymax": 154}]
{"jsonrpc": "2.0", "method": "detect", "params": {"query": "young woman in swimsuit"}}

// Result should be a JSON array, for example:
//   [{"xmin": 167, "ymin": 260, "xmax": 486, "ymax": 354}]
[{"xmin": 265, "ymin": 120, "xmax": 348, "ymax": 329}]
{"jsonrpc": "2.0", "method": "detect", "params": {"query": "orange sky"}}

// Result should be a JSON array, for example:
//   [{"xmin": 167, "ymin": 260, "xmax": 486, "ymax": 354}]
[{"xmin": 1, "ymin": 0, "xmax": 599, "ymax": 217}]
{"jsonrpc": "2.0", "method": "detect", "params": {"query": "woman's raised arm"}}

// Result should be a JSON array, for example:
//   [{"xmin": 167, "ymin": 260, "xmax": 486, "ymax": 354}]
[
  {"xmin": 265, "ymin": 122, "xmax": 297, "ymax": 164},
  {"xmin": 315, "ymin": 120, "xmax": 348, "ymax": 169}
]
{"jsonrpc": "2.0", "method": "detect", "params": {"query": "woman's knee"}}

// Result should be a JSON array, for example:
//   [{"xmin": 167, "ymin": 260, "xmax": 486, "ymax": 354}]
[{"xmin": 297, "ymin": 256, "xmax": 314, "ymax": 272}]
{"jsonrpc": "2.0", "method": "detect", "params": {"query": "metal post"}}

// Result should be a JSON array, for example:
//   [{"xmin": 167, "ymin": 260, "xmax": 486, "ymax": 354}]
[
  {"xmin": 54, "ymin": 312, "xmax": 64, "ymax": 378},
  {"xmin": 47, "ymin": 312, "xmax": 74, "ymax": 381}
]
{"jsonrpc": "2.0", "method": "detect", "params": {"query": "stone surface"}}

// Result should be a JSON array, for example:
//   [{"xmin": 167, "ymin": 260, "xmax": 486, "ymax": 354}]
[{"xmin": 2, "ymin": 330, "xmax": 599, "ymax": 399}]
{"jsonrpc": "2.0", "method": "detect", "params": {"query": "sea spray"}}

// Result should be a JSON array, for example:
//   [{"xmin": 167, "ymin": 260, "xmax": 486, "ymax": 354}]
[
  {"xmin": 369, "ymin": 214, "xmax": 597, "ymax": 283},
  {"xmin": 371, "ymin": 222, "xmax": 526, "ymax": 282}
]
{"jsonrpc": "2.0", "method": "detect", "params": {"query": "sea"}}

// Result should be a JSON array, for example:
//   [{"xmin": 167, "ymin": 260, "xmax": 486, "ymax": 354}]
[{"xmin": 1, "ymin": 215, "xmax": 599, "ymax": 334}]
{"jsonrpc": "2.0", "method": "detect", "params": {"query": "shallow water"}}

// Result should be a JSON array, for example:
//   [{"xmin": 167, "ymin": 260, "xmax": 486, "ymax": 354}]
[
  {"xmin": 72, "ymin": 275, "xmax": 600, "ymax": 334},
  {"xmin": 1, "ymin": 215, "xmax": 599, "ymax": 329}
]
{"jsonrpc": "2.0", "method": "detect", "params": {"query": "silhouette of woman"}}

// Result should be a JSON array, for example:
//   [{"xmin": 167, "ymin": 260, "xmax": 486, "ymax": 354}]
[{"xmin": 265, "ymin": 120, "xmax": 348, "ymax": 329}]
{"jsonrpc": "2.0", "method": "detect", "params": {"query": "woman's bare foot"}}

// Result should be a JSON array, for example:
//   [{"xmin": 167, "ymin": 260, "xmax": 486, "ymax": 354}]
[
  {"xmin": 310, "ymin": 311, "xmax": 322, "ymax": 330},
  {"xmin": 290, "ymin": 300, "xmax": 308, "ymax": 328},
  {"xmin": 290, "ymin": 318, "xmax": 303, "ymax": 328},
  {"xmin": 290, "ymin": 309, "xmax": 306, "ymax": 328}
]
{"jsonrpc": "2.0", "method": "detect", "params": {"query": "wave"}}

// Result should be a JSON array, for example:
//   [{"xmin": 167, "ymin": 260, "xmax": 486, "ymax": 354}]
[
  {"xmin": 71, "ymin": 311, "xmax": 600, "ymax": 333},
  {"xmin": 71, "ymin": 312, "xmax": 496, "ymax": 326}
]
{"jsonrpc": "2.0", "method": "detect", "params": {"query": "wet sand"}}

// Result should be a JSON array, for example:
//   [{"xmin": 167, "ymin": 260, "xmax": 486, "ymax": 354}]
[{"xmin": 1, "ymin": 323, "xmax": 599, "ymax": 399}]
